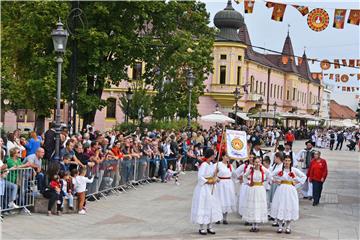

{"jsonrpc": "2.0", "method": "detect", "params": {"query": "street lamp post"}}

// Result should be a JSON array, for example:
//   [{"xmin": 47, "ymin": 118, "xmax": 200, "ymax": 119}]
[
  {"xmin": 2, "ymin": 99, "xmax": 10, "ymax": 133},
  {"xmin": 51, "ymin": 19, "xmax": 69, "ymax": 162},
  {"xmin": 273, "ymin": 101, "xmax": 277, "ymax": 127},
  {"xmin": 186, "ymin": 69, "xmax": 195, "ymax": 130},
  {"xmin": 233, "ymin": 87, "xmax": 241, "ymax": 129},
  {"xmin": 125, "ymin": 87, "xmax": 133, "ymax": 124},
  {"xmin": 258, "ymin": 97, "xmax": 264, "ymax": 127}
]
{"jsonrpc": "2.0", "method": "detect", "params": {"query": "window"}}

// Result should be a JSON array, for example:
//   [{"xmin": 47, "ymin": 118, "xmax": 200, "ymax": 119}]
[
  {"xmin": 280, "ymin": 87, "xmax": 283, "ymax": 99},
  {"xmin": 263, "ymin": 83, "xmax": 266, "ymax": 96},
  {"xmin": 238, "ymin": 55, "xmax": 242, "ymax": 61},
  {"xmin": 293, "ymin": 88, "xmax": 296, "ymax": 101},
  {"xmin": 277, "ymin": 86, "xmax": 280, "ymax": 99},
  {"xmin": 270, "ymin": 84, "xmax": 273, "ymax": 98},
  {"xmin": 220, "ymin": 54, "xmax": 227, "ymax": 60},
  {"xmin": 273, "ymin": 84, "xmax": 277, "ymax": 98},
  {"xmin": 106, "ymin": 98, "xmax": 116, "ymax": 118},
  {"xmin": 287, "ymin": 90, "xmax": 290, "ymax": 100},
  {"xmin": 255, "ymin": 81, "xmax": 258, "ymax": 93},
  {"xmin": 220, "ymin": 66, "xmax": 226, "ymax": 84},
  {"xmin": 260, "ymin": 82, "xmax": 262, "ymax": 95},
  {"xmin": 237, "ymin": 66, "xmax": 241, "ymax": 85},
  {"xmin": 250, "ymin": 76, "xmax": 254, "ymax": 93},
  {"xmin": 305, "ymin": 93, "xmax": 307, "ymax": 103},
  {"xmin": 132, "ymin": 62, "xmax": 142, "ymax": 80},
  {"xmin": 27, "ymin": 110, "xmax": 36, "ymax": 122}
]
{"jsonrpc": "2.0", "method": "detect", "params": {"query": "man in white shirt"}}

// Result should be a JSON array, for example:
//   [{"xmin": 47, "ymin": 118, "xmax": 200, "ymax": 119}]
[{"xmin": 23, "ymin": 148, "xmax": 46, "ymax": 193}]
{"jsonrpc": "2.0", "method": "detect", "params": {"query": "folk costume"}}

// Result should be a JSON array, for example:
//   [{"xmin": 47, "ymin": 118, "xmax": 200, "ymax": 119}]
[
  {"xmin": 242, "ymin": 165, "xmax": 270, "ymax": 232},
  {"xmin": 214, "ymin": 161, "xmax": 236, "ymax": 224},
  {"xmin": 191, "ymin": 159, "xmax": 222, "ymax": 235},
  {"xmin": 270, "ymin": 167, "xmax": 306, "ymax": 233}
]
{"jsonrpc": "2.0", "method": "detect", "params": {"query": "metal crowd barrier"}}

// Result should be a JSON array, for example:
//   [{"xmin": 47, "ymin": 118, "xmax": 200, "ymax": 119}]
[
  {"xmin": 85, "ymin": 156, "xmax": 178, "ymax": 200},
  {"xmin": 0, "ymin": 167, "xmax": 36, "ymax": 215}
]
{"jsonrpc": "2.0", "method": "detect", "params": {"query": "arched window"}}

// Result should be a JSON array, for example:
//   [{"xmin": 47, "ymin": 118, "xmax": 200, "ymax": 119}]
[{"xmin": 106, "ymin": 98, "xmax": 116, "ymax": 118}]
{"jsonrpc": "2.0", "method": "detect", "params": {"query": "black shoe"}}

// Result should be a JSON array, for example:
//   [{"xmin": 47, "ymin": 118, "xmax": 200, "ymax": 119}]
[
  {"xmin": 249, "ymin": 228, "xmax": 256, "ymax": 232},
  {"xmin": 87, "ymin": 196, "xmax": 96, "ymax": 202},
  {"xmin": 254, "ymin": 228, "xmax": 260, "ymax": 232},
  {"xmin": 223, "ymin": 220, "xmax": 228, "ymax": 225},
  {"xmin": 272, "ymin": 222, "xmax": 279, "ymax": 227},
  {"xmin": 207, "ymin": 229, "xmax": 216, "ymax": 234},
  {"xmin": 285, "ymin": 228, "xmax": 291, "ymax": 234},
  {"xmin": 244, "ymin": 222, "xmax": 251, "ymax": 226},
  {"xmin": 215, "ymin": 221, "xmax": 221, "ymax": 224},
  {"xmin": 303, "ymin": 197, "xmax": 308, "ymax": 199},
  {"xmin": 199, "ymin": 229, "xmax": 207, "ymax": 235},
  {"xmin": 312, "ymin": 202, "xmax": 318, "ymax": 206},
  {"xmin": 308, "ymin": 197, "xmax": 313, "ymax": 201}
]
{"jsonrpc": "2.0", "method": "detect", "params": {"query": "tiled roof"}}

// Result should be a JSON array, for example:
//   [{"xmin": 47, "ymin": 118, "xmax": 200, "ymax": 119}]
[{"xmin": 329, "ymin": 100, "xmax": 356, "ymax": 119}]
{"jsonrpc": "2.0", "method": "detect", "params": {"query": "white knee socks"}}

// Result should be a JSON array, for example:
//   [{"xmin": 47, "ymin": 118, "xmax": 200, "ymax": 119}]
[
  {"xmin": 285, "ymin": 221, "xmax": 291, "ymax": 229},
  {"xmin": 207, "ymin": 223, "xmax": 213, "ymax": 229}
]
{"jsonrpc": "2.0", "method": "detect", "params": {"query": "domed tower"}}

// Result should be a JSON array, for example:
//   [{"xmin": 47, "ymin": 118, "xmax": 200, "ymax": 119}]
[{"xmin": 210, "ymin": 0, "xmax": 247, "ymax": 108}]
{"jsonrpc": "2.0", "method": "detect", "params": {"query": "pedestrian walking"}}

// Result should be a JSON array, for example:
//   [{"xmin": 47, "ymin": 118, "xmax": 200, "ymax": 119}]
[{"xmin": 307, "ymin": 151, "xmax": 328, "ymax": 206}]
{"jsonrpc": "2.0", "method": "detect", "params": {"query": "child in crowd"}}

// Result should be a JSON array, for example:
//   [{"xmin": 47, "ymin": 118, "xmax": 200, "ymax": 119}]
[
  {"xmin": 176, "ymin": 154, "xmax": 184, "ymax": 174},
  {"xmin": 165, "ymin": 165, "xmax": 180, "ymax": 185},
  {"xmin": 72, "ymin": 167, "xmax": 94, "ymax": 215},
  {"xmin": 59, "ymin": 171, "xmax": 74, "ymax": 210},
  {"xmin": 159, "ymin": 148, "xmax": 168, "ymax": 183},
  {"xmin": 45, "ymin": 174, "xmax": 63, "ymax": 216}
]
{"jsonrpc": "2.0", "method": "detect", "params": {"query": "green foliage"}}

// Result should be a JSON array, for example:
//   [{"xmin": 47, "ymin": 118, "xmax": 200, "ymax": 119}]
[
  {"xmin": 1, "ymin": 1, "xmax": 70, "ymax": 117},
  {"xmin": 114, "ymin": 119, "xmax": 200, "ymax": 134}
]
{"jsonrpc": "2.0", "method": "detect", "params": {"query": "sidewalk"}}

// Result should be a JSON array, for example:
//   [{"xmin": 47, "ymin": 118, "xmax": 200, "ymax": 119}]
[{"xmin": 1, "ymin": 141, "xmax": 359, "ymax": 239}]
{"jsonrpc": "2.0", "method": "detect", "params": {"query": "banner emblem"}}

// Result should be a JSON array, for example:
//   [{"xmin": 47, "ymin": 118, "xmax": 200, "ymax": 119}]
[
  {"xmin": 307, "ymin": 8, "xmax": 329, "ymax": 32},
  {"xmin": 226, "ymin": 130, "xmax": 248, "ymax": 160}
]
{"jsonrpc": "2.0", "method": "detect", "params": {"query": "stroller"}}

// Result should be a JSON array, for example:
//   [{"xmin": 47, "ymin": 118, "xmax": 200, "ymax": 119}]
[{"xmin": 347, "ymin": 139, "xmax": 356, "ymax": 151}]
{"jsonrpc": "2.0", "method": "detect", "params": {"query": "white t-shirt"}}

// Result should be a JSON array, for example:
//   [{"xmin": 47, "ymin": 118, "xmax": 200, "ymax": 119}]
[{"xmin": 72, "ymin": 175, "xmax": 94, "ymax": 193}]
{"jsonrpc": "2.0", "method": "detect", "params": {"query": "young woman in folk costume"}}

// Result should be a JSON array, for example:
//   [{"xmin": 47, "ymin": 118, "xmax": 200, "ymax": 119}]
[
  {"xmin": 191, "ymin": 149, "xmax": 222, "ymax": 235},
  {"xmin": 270, "ymin": 155, "xmax": 306, "ymax": 234},
  {"xmin": 268, "ymin": 152, "xmax": 284, "ymax": 224},
  {"xmin": 214, "ymin": 154, "xmax": 237, "ymax": 225},
  {"xmin": 234, "ymin": 153, "xmax": 255, "ymax": 224},
  {"xmin": 242, "ymin": 156, "xmax": 270, "ymax": 232}
]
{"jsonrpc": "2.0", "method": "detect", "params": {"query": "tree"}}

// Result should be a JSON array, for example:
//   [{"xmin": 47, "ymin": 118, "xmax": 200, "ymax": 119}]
[{"xmin": 1, "ymin": 1, "xmax": 70, "ymax": 132}]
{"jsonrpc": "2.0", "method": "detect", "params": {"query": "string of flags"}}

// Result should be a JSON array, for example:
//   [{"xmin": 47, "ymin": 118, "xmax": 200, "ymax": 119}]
[
  {"xmin": 337, "ymin": 86, "xmax": 360, "ymax": 92},
  {"xmin": 319, "ymin": 59, "xmax": 360, "ymax": 70},
  {"xmin": 322, "ymin": 73, "xmax": 360, "ymax": 82},
  {"xmin": 235, "ymin": 0, "xmax": 360, "ymax": 31}
]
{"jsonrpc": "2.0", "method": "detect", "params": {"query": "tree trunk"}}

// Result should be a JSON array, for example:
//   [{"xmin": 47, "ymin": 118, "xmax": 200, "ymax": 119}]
[
  {"xmin": 81, "ymin": 75, "xmax": 104, "ymax": 130},
  {"xmin": 35, "ymin": 115, "xmax": 46, "ymax": 134}
]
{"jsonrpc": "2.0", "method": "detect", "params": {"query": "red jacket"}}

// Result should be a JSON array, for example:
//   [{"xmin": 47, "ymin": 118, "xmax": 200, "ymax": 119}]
[
  {"xmin": 285, "ymin": 133, "xmax": 295, "ymax": 142},
  {"xmin": 49, "ymin": 180, "xmax": 61, "ymax": 190},
  {"xmin": 307, "ymin": 158, "xmax": 328, "ymax": 182}
]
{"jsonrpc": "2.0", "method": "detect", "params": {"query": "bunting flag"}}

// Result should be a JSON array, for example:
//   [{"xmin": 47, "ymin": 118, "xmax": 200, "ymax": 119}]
[
  {"xmin": 266, "ymin": 2, "xmax": 275, "ymax": 8},
  {"xmin": 244, "ymin": 0, "xmax": 255, "ymax": 14},
  {"xmin": 349, "ymin": 59, "xmax": 355, "ymax": 67},
  {"xmin": 320, "ymin": 59, "xmax": 331, "ymax": 70},
  {"xmin": 271, "ymin": 3, "xmax": 287, "ymax": 22},
  {"xmin": 357, "ymin": 59, "xmax": 360, "ymax": 66},
  {"xmin": 311, "ymin": 72, "xmax": 323, "ymax": 80},
  {"xmin": 358, "ymin": 74, "xmax": 360, "ymax": 80},
  {"xmin": 341, "ymin": 59, "xmax": 347, "ymax": 66},
  {"xmin": 334, "ymin": 59, "xmax": 341, "ymax": 69},
  {"xmin": 341, "ymin": 74, "xmax": 349, "ymax": 82},
  {"xmin": 307, "ymin": 8, "xmax": 329, "ymax": 32},
  {"xmin": 335, "ymin": 74, "xmax": 340, "ymax": 82},
  {"xmin": 281, "ymin": 56, "xmax": 289, "ymax": 64},
  {"xmin": 347, "ymin": 10, "xmax": 360, "ymax": 25},
  {"xmin": 292, "ymin": 5, "xmax": 309, "ymax": 16},
  {"xmin": 329, "ymin": 74, "xmax": 334, "ymax": 80},
  {"xmin": 333, "ymin": 9, "xmax": 347, "ymax": 29}
]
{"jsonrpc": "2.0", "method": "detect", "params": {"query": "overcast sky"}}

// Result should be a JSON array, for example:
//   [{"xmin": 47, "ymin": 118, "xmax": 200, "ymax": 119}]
[{"xmin": 204, "ymin": 0, "xmax": 360, "ymax": 109}]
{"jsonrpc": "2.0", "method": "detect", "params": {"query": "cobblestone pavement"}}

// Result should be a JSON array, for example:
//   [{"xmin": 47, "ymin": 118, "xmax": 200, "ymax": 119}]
[{"xmin": 1, "ymin": 141, "xmax": 359, "ymax": 240}]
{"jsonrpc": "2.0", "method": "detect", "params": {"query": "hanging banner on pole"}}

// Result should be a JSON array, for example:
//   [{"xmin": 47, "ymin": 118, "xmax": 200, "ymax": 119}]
[
  {"xmin": 226, "ymin": 129, "xmax": 248, "ymax": 160},
  {"xmin": 333, "ymin": 9, "xmax": 347, "ymax": 29}
]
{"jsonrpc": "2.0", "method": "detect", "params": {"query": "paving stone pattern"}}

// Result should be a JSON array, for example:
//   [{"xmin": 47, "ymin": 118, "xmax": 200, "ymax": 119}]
[{"xmin": 1, "ymin": 141, "xmax": 359, "ymax": 240}]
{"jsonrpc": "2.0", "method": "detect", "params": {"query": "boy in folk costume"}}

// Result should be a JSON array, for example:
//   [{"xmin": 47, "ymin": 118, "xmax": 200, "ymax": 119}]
[
  {"xmin": 234, "ymin": 153, "xmax": 255, "ymax": 224},
  {"xmin": 242, "ymin": 156, "xmax": 270, "ymax": 232},
  {"xmin": 270, "ymin": 156, "xmax": 306, "ymax": 234},
  {"xmin": 190, "ymin": 149, "xmax": 222, "ymax": 235},
  {"xmin": 214, "ymin": 154, "xmax": 237, "ymax": 225}
]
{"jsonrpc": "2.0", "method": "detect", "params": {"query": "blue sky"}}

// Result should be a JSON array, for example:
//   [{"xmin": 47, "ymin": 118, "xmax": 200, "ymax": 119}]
[{"xmin": 204, "ymin": 0, "xmax": 360, "ymax": 108}]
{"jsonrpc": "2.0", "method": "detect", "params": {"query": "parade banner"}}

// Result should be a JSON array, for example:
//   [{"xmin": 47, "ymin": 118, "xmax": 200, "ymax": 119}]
[
  {"xmin": 292, "ymin": 5, "xmax": 309, "ymax": 16},
  {"xmin": 347, "ymin": 10, "xmax": 360, "ymax": 25},
  {"xmin": 333, "ymin": 9, "xmax": 346, "ymax": 29},
  {"xmin": 320, "ymin": 59, "xmax": 331, "ymax": 70},
  {"xmin": 271, "ymin": 3, "xmax": 287, "ymax": 22},
  {"xmin": 226, "ymin": 129, "xmax": 248, "ymax": 160},
  {"xmin": 244, "ymin": 0, "xmax": 255, "ymax": 14},
  {"xmin": 333, "ymin": 59, "xmax": 341, "ymax": 69}
]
